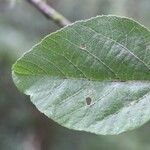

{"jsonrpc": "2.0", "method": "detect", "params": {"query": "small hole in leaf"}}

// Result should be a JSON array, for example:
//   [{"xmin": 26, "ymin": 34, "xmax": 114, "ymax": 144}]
[
  {"xmin": 80, "ymin": 43, "xmax": 86, "ymax": 50},
  {"xmin": 86, "ymin": 97, "xmax": 92, "ymax": 105}
]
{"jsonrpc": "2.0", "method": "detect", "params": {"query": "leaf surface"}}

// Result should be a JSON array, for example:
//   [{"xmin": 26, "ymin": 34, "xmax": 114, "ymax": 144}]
[{"xmin": 12, "ymin": 15, "xmax": 150, "ymax": 135}]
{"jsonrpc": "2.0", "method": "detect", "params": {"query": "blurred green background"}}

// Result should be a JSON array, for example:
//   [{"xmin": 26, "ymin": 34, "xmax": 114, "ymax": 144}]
[{"xmin": 0, "ymin": 0, "xmax": 150, "ymax": 150}]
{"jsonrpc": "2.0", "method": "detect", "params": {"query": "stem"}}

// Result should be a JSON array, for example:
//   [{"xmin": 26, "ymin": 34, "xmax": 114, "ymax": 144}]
[{"xmin": 27, "ymin": 0, "xmax": 71, "ymax": 27}]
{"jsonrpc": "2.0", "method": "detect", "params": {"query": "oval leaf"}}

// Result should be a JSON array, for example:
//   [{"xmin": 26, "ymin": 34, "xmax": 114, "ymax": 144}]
[{"xmin": 12, "ymin": 15, "xmax": 150, "ymax": 135}]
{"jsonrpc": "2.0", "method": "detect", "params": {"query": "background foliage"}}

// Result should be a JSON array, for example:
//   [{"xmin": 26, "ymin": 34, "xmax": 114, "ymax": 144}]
[{"xmin": 1, "ymin": 0, "xmax": 150, "ymax": 149}]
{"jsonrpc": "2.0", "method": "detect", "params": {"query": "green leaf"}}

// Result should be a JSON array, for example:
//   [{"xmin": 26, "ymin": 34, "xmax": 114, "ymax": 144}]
[{"xmin": 12, "ymin": 15, "xmax": 150, "ymax": 135}]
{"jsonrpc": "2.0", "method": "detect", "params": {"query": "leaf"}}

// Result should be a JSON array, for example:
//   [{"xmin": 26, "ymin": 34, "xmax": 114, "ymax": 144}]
[{"xmin": 12, "ymin": 15, "xmax": 150, "ymax": 135}]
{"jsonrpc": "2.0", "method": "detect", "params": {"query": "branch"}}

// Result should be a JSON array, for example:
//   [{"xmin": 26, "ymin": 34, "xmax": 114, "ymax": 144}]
[{"xmin": 27, "ymin": 0, "xmax": 71, "ymax": 27}]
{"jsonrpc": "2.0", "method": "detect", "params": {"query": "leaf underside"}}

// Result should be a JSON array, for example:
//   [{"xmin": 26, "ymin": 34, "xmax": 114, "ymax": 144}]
[{"xmin": 12, "ymin": 15, "xmax": 150, "ymax": 135}]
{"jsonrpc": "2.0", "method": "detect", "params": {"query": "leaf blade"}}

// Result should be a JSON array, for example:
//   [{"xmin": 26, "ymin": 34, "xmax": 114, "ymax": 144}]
[{"xmin": 12, "ymin": 15, "xmax": 150, "ymax": 135}]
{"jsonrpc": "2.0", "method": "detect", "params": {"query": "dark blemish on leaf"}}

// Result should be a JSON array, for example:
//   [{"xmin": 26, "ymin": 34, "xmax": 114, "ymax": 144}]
[
  {"xmin": 86, "ymin": 97, "xmax": 92, "ymax": 105},
  {"xmin": 80, "ymin": 43, "xmax": 86, "ymax": 50}
]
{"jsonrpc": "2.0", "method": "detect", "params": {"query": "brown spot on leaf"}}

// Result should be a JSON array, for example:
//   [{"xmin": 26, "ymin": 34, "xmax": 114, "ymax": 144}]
[
  {"xmin": 86, "ymin": 97, "xmax": 92, "ymax": 105},
  {"xmin": 80, "ymin": 43, "xmax": 86, "ymax": 50}
]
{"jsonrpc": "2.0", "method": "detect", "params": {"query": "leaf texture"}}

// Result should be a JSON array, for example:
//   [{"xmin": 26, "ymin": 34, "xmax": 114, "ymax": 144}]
[{"xmin": 12, "ymin": 15, "xmax": 150, "ymax": 135}]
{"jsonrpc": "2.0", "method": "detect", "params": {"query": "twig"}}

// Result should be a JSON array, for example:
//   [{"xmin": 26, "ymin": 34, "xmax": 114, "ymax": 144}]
[{"xmin": 27, "ymin": 0, "xmax": 71, "ymax": 27}]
